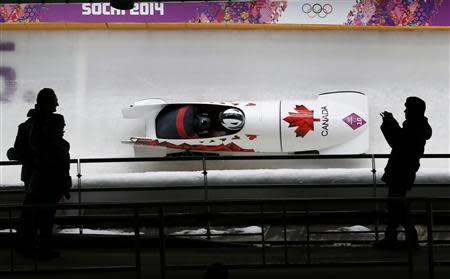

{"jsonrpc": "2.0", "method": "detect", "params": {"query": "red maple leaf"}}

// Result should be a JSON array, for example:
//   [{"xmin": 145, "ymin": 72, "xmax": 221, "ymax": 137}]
[{"xmin": 283, "ymin": 105, "xmax": 320, "ymax": 137}]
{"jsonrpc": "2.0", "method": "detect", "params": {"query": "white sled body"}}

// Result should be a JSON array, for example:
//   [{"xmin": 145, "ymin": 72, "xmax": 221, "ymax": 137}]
[{"xmin": 122, "ymin": 91, "xmax": 369, "ymax": 156}]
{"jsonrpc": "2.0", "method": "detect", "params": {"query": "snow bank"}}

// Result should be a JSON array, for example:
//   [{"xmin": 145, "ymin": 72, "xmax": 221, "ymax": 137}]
[
  {"xmin": 327, "ymin": 225, "xmax": 371, "ymax": 232},
  {"xmin": 2, "ymin": 168, "xmax": 449, "ymax": 188},
  {"xmin": 172, "ymin": 226, "xmax": 262, "ymax": 239},
  {"xmin": 58, "ymin": 228, "xmax": 141, "ymax": 235}
]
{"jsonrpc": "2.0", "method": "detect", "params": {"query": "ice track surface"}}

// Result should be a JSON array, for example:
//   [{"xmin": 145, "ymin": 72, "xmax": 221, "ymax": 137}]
[{"xmin": 0, "ymin": 30, "xmax": 448, "ymax": 184}]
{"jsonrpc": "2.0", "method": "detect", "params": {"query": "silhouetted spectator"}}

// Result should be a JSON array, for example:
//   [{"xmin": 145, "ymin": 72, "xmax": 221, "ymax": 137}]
[
  {"xmin": 374, "ymin": 97, "xmax": 432, "ymax": 250},
  {"xmin": 29, "ymin": 113, "xmax": 71, "ymax": 252},
  {"xmin": 203, "ymin": 262, "xmax": 228, "ymax": 279},
  {"xmin": 8, "ymin": 88, "xmax": 71, "ymax": 259},
  {"xmin": 47, "ymin": 115, "xmax": 71, "ymax": 200}
]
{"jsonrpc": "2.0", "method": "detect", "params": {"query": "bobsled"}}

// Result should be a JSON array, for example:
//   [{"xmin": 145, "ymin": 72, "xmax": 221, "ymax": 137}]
[{"xmin": 122, "ymin": 91, "xmax": 369, "ymax": 156}]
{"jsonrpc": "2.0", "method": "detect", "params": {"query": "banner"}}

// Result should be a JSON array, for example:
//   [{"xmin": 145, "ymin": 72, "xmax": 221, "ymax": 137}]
[{"xmin": 0, "ymin": 0, "xmax": 449, "ymax": 26}]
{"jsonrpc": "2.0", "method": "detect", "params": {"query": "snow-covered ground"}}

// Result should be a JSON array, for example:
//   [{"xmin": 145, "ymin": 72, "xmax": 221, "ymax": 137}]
[
  {"xmin": 58, "ymin": 228, "xmax": 141, "ymax": 236},
  {"xmin": 172, "ymin": 226, "xmax": 262, "ymax": 238},
  {"xmin": 1, "ymin": 168, "xmax": 449, "ymax": 188},
  {"xmin": 57, "ymin": 167, "xmax": 450, "ymax": 187}
]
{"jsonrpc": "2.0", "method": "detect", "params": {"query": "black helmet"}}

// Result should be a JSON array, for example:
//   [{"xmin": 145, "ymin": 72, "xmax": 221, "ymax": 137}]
[
  {"xmin": 219, "ymin": 108, "xmax": 245, "ymax": 131},
  {"xmin": 195, "ymin": 113, "xmax": 211, "ymax": 132}
]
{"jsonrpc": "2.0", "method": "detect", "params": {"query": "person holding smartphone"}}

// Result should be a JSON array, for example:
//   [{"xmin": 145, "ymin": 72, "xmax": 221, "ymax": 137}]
[{"xmin": 374, "ymin": 97, "xmax": 432, "ymax": 250}]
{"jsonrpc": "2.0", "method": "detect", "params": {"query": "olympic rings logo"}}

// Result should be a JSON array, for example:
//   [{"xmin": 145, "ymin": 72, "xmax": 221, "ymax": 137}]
[{"xmin": 301, "ymin": 3, "xmax": 333, "ymax": 18}]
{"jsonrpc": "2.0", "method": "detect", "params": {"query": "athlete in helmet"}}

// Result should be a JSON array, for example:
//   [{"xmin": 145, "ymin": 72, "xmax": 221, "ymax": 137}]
[
  {"xmin": 219, "ymin": 108, "xmax": 245, "ymax": 131},
  {"xmin": 194, "ymin": 113, "xmax": 212, "ymax": 137}
]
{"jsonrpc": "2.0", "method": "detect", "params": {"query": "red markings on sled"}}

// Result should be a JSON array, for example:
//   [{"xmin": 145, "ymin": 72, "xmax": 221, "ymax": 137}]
[{"xmin": 135, "ymin": 139, "xmax": 255, "ymax": 152}]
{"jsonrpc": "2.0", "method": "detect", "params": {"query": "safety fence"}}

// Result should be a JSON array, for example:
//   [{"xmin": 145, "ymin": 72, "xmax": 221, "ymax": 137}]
[
  {"xmin": 0, "ymin": 155, "xmax": 449, "ymax": 278},
  {"xmin": 0, "ymin": 197, "xmax": 449, "ymax": 279},
  {"xmin": 1, "ymin": 154, "xmax": 449, "ymax": 245},
  {"xmin": 1, "ymin": 153, "xmax": 449, "ymax": 201}
]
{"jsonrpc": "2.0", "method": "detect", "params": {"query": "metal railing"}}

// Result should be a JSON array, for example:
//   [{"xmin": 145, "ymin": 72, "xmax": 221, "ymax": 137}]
[
  {"xmin": 1, "ymin": 154, "xmax": 449, "ymax": 278},
  {"xmin": 1, "ymin": 154, "xmax": 449, "ymax": 243},
  {"xmin": 0, "ymin": 197, "xmax": 450, "ymax": 279},
  {"xmin": 2, "ymin": 154, "xmax": 449, "ymax": 199}
]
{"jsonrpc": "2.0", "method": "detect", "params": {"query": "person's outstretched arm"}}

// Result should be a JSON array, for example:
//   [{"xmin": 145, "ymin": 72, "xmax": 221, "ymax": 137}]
[{"xmin": 380, "ymin": 111, "xmax": 402, "ymax": 149}]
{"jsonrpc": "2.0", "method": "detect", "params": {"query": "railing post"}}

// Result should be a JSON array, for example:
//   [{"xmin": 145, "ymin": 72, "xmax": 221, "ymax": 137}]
[
  {"xmin": 202, "ymin": 156, "xmax": 212, "ymax": 240},
  {"xmin": 9, "ymin": 209, "xmax": 14, "ymax": 272},
  {"xmin": 134, "ymin": 207, "xmax": 141, "ymax": 279},
  {"xmin": 371, "ymin": 154, "xmax": 379, "ymax": 242},
  {"xmin": 158, "ymin": 206, "xmax": 167, "ymax": 279},
  {"xmin": 306, "ymin": 201, "xmax": 311, "ymax": 265},
  {"xmin": 283, "ymin": 204, "xmax": 288, "ymax": 265},
  {"xmin": 260, "ymin": 203, "xmax": 266, "ymax": 266},
  {"xmin": 407, "ymin": 198, "xmax": 414, "ymax": 279},
  {"xmin": 77, "ymin": 159, "xmax": 83, "ymax": 235},
  {"xmin": 202, "ymin": 155, "xmax": 208, "ymax": 200},
  {"xmin": 427, "ymin": 200, "xmax": 434, "ymax": 279}
]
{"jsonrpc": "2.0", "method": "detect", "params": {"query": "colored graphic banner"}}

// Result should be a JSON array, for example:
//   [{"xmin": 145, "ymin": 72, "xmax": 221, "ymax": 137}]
[{"xmin": 0, "ymin": 0, "xmax": 449, "ymax": 26}]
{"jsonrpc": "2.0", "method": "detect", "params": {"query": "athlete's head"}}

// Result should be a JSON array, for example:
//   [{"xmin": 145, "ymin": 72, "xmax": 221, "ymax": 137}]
[
  {"xmin": 219, "ymin": 108, "xmax": 245, "ymax": 131},
  {"xmin": 194, "ymin": 113, "xmax": 212, "ymax": 133}
]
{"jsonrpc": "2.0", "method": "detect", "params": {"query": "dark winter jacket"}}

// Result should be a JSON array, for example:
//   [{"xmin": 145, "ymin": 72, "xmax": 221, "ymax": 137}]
[
  {"xmin": 381, "ymin": 116, "xmax": 432, "ymax": 188},
  {"xmin": 7, "ymin": 109, "xmax": 39, "ymax": 188},
  {"xmin": 28, "ymin": 112, "xmax": 71, "ymax": 195}
]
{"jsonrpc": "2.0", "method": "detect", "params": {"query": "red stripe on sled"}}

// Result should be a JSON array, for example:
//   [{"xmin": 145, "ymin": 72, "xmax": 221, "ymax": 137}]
[{"xmin": 176, "ymin": 106, "xmax": 189, "ymax": 139}]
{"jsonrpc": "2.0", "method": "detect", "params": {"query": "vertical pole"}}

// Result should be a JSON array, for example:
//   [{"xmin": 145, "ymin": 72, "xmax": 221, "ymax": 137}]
[
  {"xmin": 371, "ymin": 154, "xmax": 379, "ymax": 242},
  {"xmin": 427, "ymin": 200, "xmax": 434, "ymax": 279},
  {"xmin": 202, "ymin": 156, "xmax": 211, "ymax": 240},
  {"xmin": 407, "ymin": 199, "xmax": 414, "ymax": 279},
  {"xmin": 9, "ymin": 209, "xmax": 14, "ymax": 272},
  {"xmin": 77, "ymin": 159, "xmax": 83, "ymax": 235},
  {"xmin": 158, "ymin": 206, "xmax": 167, "ymax": 279},
  {"xmin": 306, "ymin": 201, "xmax": 311, "ymax": 265},
  {"xmin": 134, "ymin": 208, "xmax": 141, "ymax": 279},
  {"xmin": 202, "ymin": 156, "xmax": 208, "ymax": 201},
  {"xmin": 260, "ymin": 204, "xmax": 266, "ymax": 265},
  {"xmin": 283, "ymin": 204, "xmax": 288, "ymax": 265}
]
